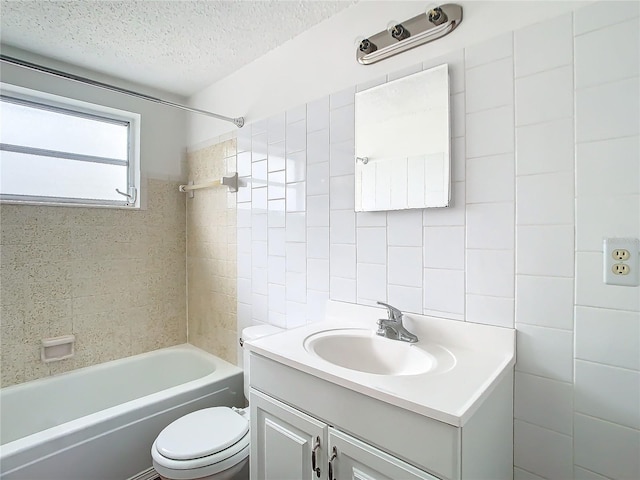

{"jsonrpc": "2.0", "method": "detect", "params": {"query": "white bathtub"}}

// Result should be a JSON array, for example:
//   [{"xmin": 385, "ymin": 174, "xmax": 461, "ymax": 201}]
[{"xmin": 0, "ymin": 344, "xmax": 244, "ymax": 480}]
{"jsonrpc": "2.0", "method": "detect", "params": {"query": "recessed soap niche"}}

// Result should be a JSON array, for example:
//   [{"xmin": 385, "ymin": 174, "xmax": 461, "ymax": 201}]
[
  {"xmin": 355, "ymin": 63, "xmax": 451, "ymax": 212},
  {"xmin": 41, "ymin": 335, "xmax": 76, "ymax": 363}
]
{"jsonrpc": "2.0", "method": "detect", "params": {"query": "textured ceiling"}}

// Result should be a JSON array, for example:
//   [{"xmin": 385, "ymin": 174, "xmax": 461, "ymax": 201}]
[{"xmin": 0, "ymin": 0, "xmax": 353, "ymax": 96}]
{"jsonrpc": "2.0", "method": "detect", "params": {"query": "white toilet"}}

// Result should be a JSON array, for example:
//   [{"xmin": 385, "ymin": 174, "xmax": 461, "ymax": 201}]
[{"xmin": 151, "ymin": 325, "xmax": 282, "ymax": 480}]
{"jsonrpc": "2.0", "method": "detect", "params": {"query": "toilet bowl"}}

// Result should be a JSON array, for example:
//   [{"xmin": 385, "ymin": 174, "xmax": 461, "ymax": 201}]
[
  {"xmin": 151, "ymin": 325, "xmax": 282, "ymax": 480},
  {"xmin": 152, "ymin": 407, "xmax": 250, "ymax": 480}
]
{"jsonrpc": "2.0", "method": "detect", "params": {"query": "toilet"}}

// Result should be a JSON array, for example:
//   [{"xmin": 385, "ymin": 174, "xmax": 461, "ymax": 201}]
[{"xmin": 151, "ymin": 325, "xmax": 282, "ymax": 480}]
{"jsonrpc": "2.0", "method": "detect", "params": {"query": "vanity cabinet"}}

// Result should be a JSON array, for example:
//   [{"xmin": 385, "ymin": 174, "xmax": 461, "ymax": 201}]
[
  {"xmin": 249, "ymin": 353, "xmax": 514, "ymax": 480},
  {"xmin": 251, "ymin": 389, "xmax": 437, "ymax": 480},
  {"xmin": 328, "ymin": 428, "xmax": 438, "ymax": 480},
  {"xmin": 251, "ymin": 389, "xmax": 327, "ymax": 480}
]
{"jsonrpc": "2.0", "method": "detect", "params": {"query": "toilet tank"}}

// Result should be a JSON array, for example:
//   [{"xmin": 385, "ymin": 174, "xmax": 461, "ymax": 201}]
[{"xmin": 241, "ymin": 325, "xmax": 283, "ymax": 400}]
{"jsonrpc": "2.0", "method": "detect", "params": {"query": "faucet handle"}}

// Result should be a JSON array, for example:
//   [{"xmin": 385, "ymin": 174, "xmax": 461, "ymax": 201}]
[{"xmin": 376, "ymin": 301, "xmax": 403, "ymax": 321}]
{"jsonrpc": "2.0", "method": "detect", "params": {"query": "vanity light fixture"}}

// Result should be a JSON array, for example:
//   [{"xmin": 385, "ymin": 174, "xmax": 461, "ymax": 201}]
[{"xmin": 356, "ymin": 3, "xmax": 463, "ymax": 65}]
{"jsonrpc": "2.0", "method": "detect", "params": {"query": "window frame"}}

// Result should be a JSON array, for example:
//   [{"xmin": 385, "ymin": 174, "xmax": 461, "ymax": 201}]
[{"xmin": 0, "ymin": 83, "xmax": 141, "ymax": 208}]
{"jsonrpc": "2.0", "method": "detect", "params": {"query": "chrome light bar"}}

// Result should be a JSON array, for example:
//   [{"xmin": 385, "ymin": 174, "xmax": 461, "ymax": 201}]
[{"xmin": 356, "ymin": 4, "xmax": 463, "ymax": 65}]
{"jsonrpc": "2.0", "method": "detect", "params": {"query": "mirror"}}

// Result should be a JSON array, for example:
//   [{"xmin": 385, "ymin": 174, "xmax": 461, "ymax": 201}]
[{"xmin": 355, "ymin": 64, "xmax": 450, "ymax": 212}]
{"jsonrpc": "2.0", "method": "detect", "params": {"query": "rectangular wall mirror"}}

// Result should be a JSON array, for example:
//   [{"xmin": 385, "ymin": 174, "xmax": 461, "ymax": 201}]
[{"xmin": 355, "ymin": 64, "xmax": 450, "ymax": 212}]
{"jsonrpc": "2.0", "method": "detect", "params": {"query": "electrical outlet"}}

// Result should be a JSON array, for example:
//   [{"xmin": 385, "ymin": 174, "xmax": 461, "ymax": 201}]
[
  {"xmin": 612, "ymin": 263, "xmax": 630, "ymax": 275},
  {"xmin": 603, "ymin": 238, "xmax": 640, "ymax": 287},
  {"xmin": 612, "ymin": 249, "xmax": 631, "ymax": 261}
]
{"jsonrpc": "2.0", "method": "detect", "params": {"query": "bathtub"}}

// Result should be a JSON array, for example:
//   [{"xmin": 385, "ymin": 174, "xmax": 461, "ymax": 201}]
[{"xmin": 0, "ymin": 344, "xmax": 244, "ymax": 480}]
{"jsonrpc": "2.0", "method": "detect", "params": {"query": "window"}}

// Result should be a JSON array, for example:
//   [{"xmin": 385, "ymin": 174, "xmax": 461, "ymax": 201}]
[{"xmin": 0, "ymin": 86, "xmax": 140, "ymax": 207}]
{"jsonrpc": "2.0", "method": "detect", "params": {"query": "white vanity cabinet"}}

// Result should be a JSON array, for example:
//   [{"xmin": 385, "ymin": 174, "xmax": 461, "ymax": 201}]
[
  {"xmin": 328, "ymin": 428, "xmax": 439, "ymax": 480},
  {"xmin": 251, "ymin": 389, "xmax": 327, "ymax": 480},
  {"xmin": 251, "ymin": 388, "xmax": 437, "ymax": 480},
  {"xmin": 247, "ymin": 301, "xmax": 516, "ymax": 480},
  {"xmin": 249, "ymin": 353, "xmax": 514, "ymax": 480}
]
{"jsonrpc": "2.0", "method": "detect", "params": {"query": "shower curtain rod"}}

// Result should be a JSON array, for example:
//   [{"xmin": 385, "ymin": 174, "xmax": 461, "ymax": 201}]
[{"xmin": 0, "ymin": 54, "xmax": 245, "ymax": 128}]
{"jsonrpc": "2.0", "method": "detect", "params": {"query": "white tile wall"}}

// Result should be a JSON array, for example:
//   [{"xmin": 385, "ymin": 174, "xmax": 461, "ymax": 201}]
[
  {"xmin": 514, "ymin": 13, "xmax": 573, "ymax": 77},
  {"xmin": 574, "ymin": 18, "xmax": 639, "ymax": 89},
  {"xmin": 516, "ymin": 118, "xmax": 574, "ymax": 176},
  {"xmin": 466, "ymin": 106, "xmax": 514, "ymax": 158},
  {"xmin": 235, "ymin": 4, "xmax": 639, "ymax": 477},
  {"xmin": 515, "ymin": 323, "xmax": 574, "ymax": 383},
  {"xmin": 514, "ymin": 468, "xmax": 546, "ymax": 480},
  {"xmin": 465, "ymin": 294, "xmax": 512, "ymax": 327},
  {"xmin": 574, "ymin": 306, "xmax": 640, "ymax": 370},
  {"xmin": 574, "ymin": 414, "xmax": 640, "ymax": 479},
  {"xmin": 465, "ymin": 57, "xmax": 513, "ymax": 113},
  {"xmin": 464, "ymin": 32, "xmax": 513, "ymax": 69},
  {"xmin": 388, "ymin": 247, "xmax": 422, "ymax": 287},
  {"xmin": 425, "ymin": 269, "xmax": 465, "ymax": 317},
  {"xmin": 516, "ymin": 172, "xmax": 574, "ymax": 225},
  {"xmin": 514, "ymin": 420, "xmax": 573, "ymax": 480},
  {"xmin": 515, "ymin": 275, "xmax": 574, "ymax": 330},
  {"xmin": 576, "ymin": 77, "xmax": 640, "ymax": 142},
  {"xmin": 356, "ymin": 263, "xmax": 387, "ymax": 304},
  {"xmin": 574, "ymin": 360, "xmax": 640, "ymax": 429},
  {"xmin": 423, "ymin": 226, "xmax": 464, "ymax": 270},
  {"xmin": 466, "ymin": 249, "xmax": 514, "ymax": 297},
  {"xmin": 576, "ymin": 136, "xmax": 639, "ymax": 197},
  {"xmin": 573, "ymin": 1, "xmax": 639, "ymax": 35},
  {"xmin": 516, "ymin": 66, "xmax": 574, "ymax": 126},
  {"xmin": 514, "ymin": 372, "xmax": 573, "ymax": 435},
  {"xmin": 466, "ymin": 153, "xmax": 514, "ymax": 203},
  {"xmin": 387, "ymin": 284, "xmax": 423, "ymax": 314},
  {"xmin": 466, "ymin": 203, "xmax": 515, "ymax": 250},
  {"xmin": 576, "ymin": 194, "xmax": 640, "ymax": 252},
  {"xmin": 306, "ymin": 163, "xmax": 329, "ymax": 195},
  {"xmin": 571, "ymin": 6, "xmax": 640, "ymax": 479},
  {"xmin": 573, "ymin": 466, "xmax": 610, "ymax": 480},
  {"xmin": 388, "ymin": 209, "xmax": 422, "ymax": 246},
  {"xmin": 516, "ymin": 225, "xmax": 574, "ymax": 277},
  {"xmin": 356, "ymin": 227, "xmax": 387, "ymax": 265}
]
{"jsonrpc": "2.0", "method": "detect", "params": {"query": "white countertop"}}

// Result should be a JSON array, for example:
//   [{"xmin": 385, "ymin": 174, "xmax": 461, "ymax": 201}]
[{"xmin": 246, "ymin": 301, "xmax": 516, "ymax": 427}]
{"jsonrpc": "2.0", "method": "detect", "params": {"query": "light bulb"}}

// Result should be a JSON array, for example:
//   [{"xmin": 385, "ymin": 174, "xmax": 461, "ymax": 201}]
[
  {"xmin": 387, "ymin": 21, "xmax": 410, "ymax": 41},
  {"xmin": 386, "ymin": 20, "xmax": 399, "ymax": 33},
  {"xmin": 424, "ymin": 3, "xmax": 439, "ymax": 15}
]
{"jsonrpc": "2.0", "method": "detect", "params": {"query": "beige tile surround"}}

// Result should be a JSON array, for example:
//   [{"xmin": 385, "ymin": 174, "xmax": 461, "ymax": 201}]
[
  {"xmin": 186, "ymin": 139, "xmax": 238, "ymax": 364},
  {"xmin": 0, "ymin": 179, "xmax": 187, "ymax": 387}
]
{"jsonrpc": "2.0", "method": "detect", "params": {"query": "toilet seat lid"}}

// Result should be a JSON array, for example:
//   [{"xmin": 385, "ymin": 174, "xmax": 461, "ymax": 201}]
[{"xmin": 155, "ymin": 407, "xmax": 249, "ymax": 461}]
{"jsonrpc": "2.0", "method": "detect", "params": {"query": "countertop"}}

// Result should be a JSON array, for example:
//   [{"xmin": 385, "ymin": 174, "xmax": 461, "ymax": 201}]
[{"xmin": 246, "ymin": 301, "xmax": 516, "ymax": 427}]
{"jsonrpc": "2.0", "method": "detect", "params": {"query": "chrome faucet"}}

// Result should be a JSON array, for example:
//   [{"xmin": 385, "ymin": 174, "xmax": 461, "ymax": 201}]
[{"xmin": 375, "ymin": 301, "xmax": 419, "ymax": 343}]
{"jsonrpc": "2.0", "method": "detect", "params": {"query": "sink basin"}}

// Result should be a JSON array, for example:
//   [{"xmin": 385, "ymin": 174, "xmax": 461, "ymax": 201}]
[{"xmin": 303, "ymin": 328, "xmax": 438, "ymax": 376}]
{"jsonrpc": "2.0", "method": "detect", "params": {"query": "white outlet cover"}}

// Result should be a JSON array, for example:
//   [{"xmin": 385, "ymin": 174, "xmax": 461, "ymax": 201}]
[{"xmin": 603, "ymin": 238, "xmax": 640, "ymax": 287}]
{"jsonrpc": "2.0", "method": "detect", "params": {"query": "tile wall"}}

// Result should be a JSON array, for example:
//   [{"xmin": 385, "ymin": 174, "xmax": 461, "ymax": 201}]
[
  {"xmin": 0, "ymin": 179, "xmax": 187, "ymax": 387},
  {"xmin": 570, "ymin": 3, "xmax": 640, "ymax": 479},
  {"xmin": 186, "ymin": 139, "xmax": 238, "ymax": 364},
  {"xmin": 234, "ymin": 3, "xmax": 639, "ymax": 478}
]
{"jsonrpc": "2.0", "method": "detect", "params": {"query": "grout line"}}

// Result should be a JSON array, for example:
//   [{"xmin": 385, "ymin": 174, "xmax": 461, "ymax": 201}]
[
  {"xmin": 574, "ymin": 357, "xmax": 640, "ymax": 374},
  {"xmin": 573, "ymin": 73, "xmax": 640, "ymax": 93},
  {"xmin": 516, "ymin": 370, "xmax": 574, "ymax": 386},
  {"xmin": 514, "ymin": 320, "xmax": 573, "ymax": 333},
  {"xmin": 513, "ymin": 466, "xmax": 547, "ymax": 480},
  {"xmin": 513, "ymin": 61, "xmax": 574, "ymax": 81},
  {"xmin": 574, "ymin": 132, "xmax": 639, "ymax": 146},
  {"xmin": 573, "ymin": 11, "xmax": 640, "ymax": 38},
  {"xmin": 574, "ymin": 304, "xmax": 640, "ymax": 314},
  {"xmin": 574, "ymin": 412, "xmax": 640, "ymax": 433},
  {"xmin": 514, "ymin": 417, "xmax": 573, "ymax": 439},
  {"xmin": 573, "ymin": 465, "xmax": 612, "ymax": 480}
]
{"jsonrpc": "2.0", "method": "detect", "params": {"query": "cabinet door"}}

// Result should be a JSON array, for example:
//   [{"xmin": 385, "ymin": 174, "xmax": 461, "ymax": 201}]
[
  {"xmin": 329, "ymin": 428, "xmax": 441, "ymax": 480},
  {"xmin": 250, "ymin": 389, "xmax": 328, "ymax": 480}
]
